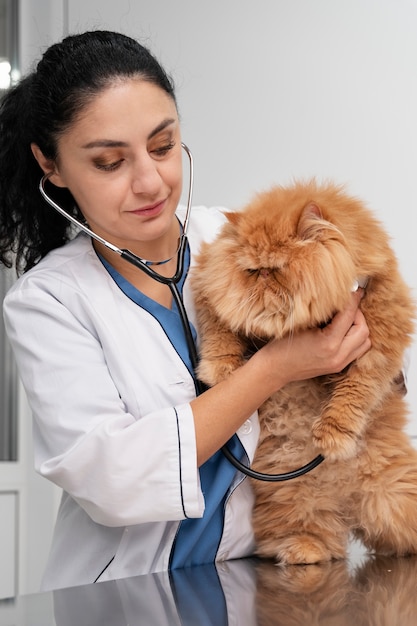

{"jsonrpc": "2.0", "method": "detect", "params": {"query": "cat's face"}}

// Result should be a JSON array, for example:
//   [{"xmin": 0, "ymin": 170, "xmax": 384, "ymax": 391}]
[{"xmin": 198, "ymin": 185, "xmax": 358, "ymax": 340}]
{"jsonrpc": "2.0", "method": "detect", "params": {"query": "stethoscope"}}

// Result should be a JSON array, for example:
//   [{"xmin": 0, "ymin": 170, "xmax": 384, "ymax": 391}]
[{"xmin": 39, "ymin": 142, "xmax": 324, "ymax": 482}]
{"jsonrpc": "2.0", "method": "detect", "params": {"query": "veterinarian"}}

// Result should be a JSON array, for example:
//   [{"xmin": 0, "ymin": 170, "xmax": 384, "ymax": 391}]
[{"xmin": 0, "ymin": 30, "xmax": 371, "ymax": 591}]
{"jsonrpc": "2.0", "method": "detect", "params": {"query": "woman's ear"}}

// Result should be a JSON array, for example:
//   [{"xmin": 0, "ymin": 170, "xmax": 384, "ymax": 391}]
[{"xmin": 30, "ymin": 143, "xmax": 67, "ymax": 188}]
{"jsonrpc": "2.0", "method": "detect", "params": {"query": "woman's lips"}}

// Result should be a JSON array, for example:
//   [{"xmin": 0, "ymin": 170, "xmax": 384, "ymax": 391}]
[{"xmin": 131, "ymin": 200, "xmax": 166, "ymax": 217}]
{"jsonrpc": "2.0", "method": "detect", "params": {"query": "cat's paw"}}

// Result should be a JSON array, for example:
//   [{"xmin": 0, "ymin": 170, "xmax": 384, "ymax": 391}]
[
  {"xmin": 197, "ymin": 355, "xmax": 243, "ymax": 386},
  {"xmin": 312, "ymin": 418, "xmax": 358, "ymax": 461},
  {"xmin": 272, "ymin": 535, "xmax": 334, "ymax": 565}
]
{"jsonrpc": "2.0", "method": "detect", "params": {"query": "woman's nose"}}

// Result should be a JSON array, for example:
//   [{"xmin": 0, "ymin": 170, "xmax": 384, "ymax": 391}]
[{"xmin": 131, "ymin": 155, "xmax": 163, "ymax": 195}]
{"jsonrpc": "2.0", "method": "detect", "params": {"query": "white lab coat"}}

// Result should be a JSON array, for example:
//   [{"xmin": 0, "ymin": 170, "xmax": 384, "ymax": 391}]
[{"xmin": 3, "ymin": 205, "xmax": 259, "ymax": 591}]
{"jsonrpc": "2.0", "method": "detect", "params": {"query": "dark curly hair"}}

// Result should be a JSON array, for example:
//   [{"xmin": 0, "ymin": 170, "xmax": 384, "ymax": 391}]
[{"xmin": 0, "ymin": 30, "xmax": 176, "ymax": 274}]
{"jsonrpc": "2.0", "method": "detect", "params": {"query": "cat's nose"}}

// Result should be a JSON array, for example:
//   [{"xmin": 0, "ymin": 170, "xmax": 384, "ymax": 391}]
[{"xmin": 260, "ymin": 268, "xmax": 270, "ymax": 277}]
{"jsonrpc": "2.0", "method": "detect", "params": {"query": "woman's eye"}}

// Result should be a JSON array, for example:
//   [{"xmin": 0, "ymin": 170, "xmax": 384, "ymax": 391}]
[
  {"xmin": 94, "ymin": 159, "xmax": 123, "ymax": 172},
  {"xmin": 151, "ymin": 141, "xmax": 176, "ymax": 157}
]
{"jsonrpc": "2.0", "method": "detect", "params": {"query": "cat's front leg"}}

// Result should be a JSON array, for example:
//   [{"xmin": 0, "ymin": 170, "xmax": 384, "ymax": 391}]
[
  {"xmin": 312, "ymin": 412, "xmax": 361, "ymax": 461},
  {"xmin": 311, "ymin": 356, "xmax": 391, "ymax": 460},
  {"xmin": 196, "ymin": 321, "xmax": 247, "ymax": 386},
  {"xmin": 197, "ymin": 350, "xmax": 245, "ymax": 387}
]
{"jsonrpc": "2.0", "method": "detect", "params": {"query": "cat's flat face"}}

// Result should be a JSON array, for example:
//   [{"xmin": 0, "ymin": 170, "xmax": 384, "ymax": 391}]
[{"xmin": 196, "ymin": 184, "xmax": 359, "ymax": 340}]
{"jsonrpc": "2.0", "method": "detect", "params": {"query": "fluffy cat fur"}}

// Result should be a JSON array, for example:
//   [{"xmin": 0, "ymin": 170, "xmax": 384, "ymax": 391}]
[{"xmin": 191, "ymin": 179, "xmax": 417, "ymax": 565}]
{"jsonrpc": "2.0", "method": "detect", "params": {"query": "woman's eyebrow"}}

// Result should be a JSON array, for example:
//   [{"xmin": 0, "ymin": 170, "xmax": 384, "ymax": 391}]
[
  {"xmin": 81, "ymin": 118, "xmax": 177, "ymax": 149},
  {"xmin": 81, "ymin": 139, "xmax": 128, "ymax": 149},
  {"xmin": 148, "ymin": 117, "xmax": 177, "ymax": 139}
]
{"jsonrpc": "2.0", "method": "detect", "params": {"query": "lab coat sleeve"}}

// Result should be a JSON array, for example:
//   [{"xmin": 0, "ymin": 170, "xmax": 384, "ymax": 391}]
[{"xmin": 3, "ymin": 285, "xmax": 205, "ymax": 527}]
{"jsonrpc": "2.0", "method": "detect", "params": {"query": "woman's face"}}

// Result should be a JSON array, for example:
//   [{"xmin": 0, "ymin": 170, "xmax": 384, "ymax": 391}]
[{"xmin": 40, "ymin": 78, "xmax": 183, "ymax": 256}]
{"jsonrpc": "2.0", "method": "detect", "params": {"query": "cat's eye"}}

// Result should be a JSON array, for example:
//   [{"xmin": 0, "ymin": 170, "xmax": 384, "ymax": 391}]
[{"xmin": 246, "ymin": 269, "xmax": 259, "ymax": 276}]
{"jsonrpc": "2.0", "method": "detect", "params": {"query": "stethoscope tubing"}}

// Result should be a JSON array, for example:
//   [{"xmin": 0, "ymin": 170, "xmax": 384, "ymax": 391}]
[
  {"xmin": 38, "ymin": 143, "xmax": 324, "ymax": 482},
  {"xmin": 222, "ymin": 445, "xmax": 324, "ymax": 482}
]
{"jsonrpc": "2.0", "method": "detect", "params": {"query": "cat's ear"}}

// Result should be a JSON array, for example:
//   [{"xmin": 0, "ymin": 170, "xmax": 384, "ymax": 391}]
[
  {"xmin": 303, "ymin": 202, "xmax": 323, "ymax": 220},
  {"xmin": 225, "ymin": 211, "xmax": 242, "ymax": 226},
  {"xmin": 297, "ymin": 202, "xmax": 324, "ymax": 239}
]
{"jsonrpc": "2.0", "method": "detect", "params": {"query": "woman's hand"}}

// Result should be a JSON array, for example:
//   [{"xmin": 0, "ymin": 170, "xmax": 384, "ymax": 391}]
[{"xmin": 259, "ymin": 289, "xmax": 371, "ymax": 387}]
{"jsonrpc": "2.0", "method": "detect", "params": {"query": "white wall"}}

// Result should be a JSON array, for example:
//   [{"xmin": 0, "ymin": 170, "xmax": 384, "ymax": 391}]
[
  {"xmin": 66, "ymin": 0, "xmax": 417, "ymax": 432},
  {"xmin": 19, "ymin": 0, "xmax": 65, "ymax": 73}
]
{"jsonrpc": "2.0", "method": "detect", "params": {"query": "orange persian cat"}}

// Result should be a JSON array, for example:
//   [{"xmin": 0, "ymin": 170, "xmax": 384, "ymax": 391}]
[{"xmin": 191, "ymin": 180, "xmax": 417, "ymax": 564}]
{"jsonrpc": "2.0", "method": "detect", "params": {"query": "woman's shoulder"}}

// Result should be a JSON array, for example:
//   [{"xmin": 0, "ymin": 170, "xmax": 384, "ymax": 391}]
[{"xmin": 5, "ymin": 233, "xmax": 100, "ymax": 297}]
